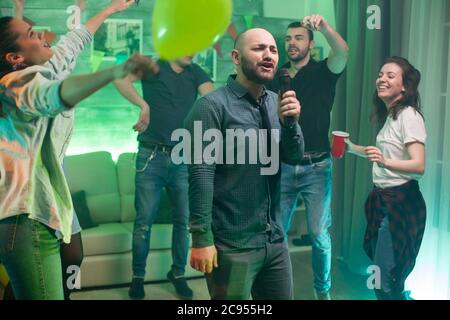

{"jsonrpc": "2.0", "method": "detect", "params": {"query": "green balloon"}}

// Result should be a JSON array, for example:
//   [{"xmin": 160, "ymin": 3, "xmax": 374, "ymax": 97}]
[{"xmin": 152, "ymin": 0, "xmax": 233, "ymax": 60}]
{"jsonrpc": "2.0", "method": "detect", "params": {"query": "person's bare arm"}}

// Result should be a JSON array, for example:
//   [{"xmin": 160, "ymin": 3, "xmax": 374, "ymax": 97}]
[
  {"xmin": 85, "ymin": 0, "xmax": 135, "ymax": 35},
  {"xmin": 302, "ymin": 15, "xmax": 349, "ymax": 74},
  {"xmin": 198, "ymin": 82, "xmax": 214, "ymax": 96},
  {"xmin": 345, "ymin": 139, "xmax": 368, "ymax": 158},
  {"xmin": 60, "ymin": 54, "xmax": 154, "ymax": 107},
  {"xmin": 113, "ymin": 72, "xmax": 152, "ymax": 133},
  {"xmin": 113, "ymin": 74, "xmax": 148, "ymax": 110},
  {"xmin": 366, "ymin": 143, "xmax": 425, "ymax": 174},
  {"xmin": 13, "ymin": 0, "xmax": 25, "ymax": 20},
  {"xmin": 113, "ymin": 59, "xmax": 159, "ymax": 133},
  {"xmin": 75, "ymin": 0, "xmax": 86, "ymax": 12}
]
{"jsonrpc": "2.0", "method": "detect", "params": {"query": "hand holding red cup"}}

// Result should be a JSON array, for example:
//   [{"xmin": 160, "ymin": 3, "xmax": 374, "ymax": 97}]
[{"xmin": 331, "ymin": 131, "xmax": 349, "ymax": 159}]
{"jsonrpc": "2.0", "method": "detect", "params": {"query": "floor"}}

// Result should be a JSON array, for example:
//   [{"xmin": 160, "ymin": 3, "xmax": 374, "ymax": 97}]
[{"xmin": 70, "ymin": 244, "xmax": 375, "ymax": 300}]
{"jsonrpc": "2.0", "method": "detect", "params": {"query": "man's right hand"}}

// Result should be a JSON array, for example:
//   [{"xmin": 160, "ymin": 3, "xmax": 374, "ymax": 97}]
[
  {"xmin": 279, "ymin": 90, "xmax": 301, "ymax": 126},
  {"xmin": 133, "ymin": 103, "xmax": 150, "ymax": 133},
  {"xmin": 107, "ymin": 0, "xmax": 135, "ymax": 14},
  {"xmin": 190, "ymin": 246, "xmax": 218, "ymax": 274}
]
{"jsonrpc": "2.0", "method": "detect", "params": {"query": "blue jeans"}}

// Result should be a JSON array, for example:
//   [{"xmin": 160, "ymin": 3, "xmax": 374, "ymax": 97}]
[
  {"xmin": 372, "ymin": 213, "xmax": 401, "ymax": 299},
  {"xmin": 280, "ymin": 157, "xmax": 332, "ymax": 293},
  {"xmin": 132, "ymin": 146, "xmax": 189, "ymax": 278},
  {"xmin": 0, "ymin": 214, "xmax": 64, "ymax": 300}
]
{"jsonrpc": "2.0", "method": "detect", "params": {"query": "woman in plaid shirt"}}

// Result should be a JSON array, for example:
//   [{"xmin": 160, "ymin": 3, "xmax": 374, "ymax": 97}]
[{"xmin": 346, "ymin": 57, "xmax": 426, "ymax": 300}]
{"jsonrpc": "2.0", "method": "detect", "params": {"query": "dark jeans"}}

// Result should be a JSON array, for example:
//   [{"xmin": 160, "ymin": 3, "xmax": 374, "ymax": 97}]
[
  {"xmin": 0, "ymin": 214, "xmax": 64, "ymax": 300},
  {"xmin": 205, "ymin": 241, "xmax": 294, "ymax": 300},
  {"xmin": 132, "ymin": 146, "xmax": 189, "ymax": 278}
]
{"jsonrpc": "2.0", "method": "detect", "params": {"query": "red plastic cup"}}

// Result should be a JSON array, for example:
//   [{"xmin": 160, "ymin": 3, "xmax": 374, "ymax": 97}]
[{"xmin": 331, "ymin": 131, "xmax": 349, "ymax": 159}]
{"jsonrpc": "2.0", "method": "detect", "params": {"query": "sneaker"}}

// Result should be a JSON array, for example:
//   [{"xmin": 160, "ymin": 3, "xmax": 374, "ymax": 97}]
[
  {"xmin": 128, "ymin": 277, "xmax": 145, "ymax": 300},
  {"xmin": 314, "ymin": 289, "xmax": 331, "ymax": 300},
  {"xmin": 167, "ymin": 271, "xmax": 193, "ymax": 300},
  {"xmin": 292, "ymin": 235, "xmax": 312, "ymax": 247}
]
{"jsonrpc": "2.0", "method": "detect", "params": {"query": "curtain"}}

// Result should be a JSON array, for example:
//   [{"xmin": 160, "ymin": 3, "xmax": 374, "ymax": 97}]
[
  {"xmin": 331, "ymin": 0, "xmax": 407, "ymax": 273},
  {"xmin": 401, "ymin": 0, "xmax": 450, "ymax": 300},
  {"xmin": 332, "ymin": 0, "xmax": 450, "ymax": 299}
]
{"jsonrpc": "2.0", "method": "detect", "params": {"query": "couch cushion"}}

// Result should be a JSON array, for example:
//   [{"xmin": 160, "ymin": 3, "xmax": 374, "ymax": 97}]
[
  {"xmin": 116, "ymin": 153, "xmax": 135, "ymax": 222},
  {"xmin": 81, "ymin": 223, "xmax": 131, "ymax": 256},
  {"xmin": 117, "ymin": 153, "xmax": 173, "ymax": 224},
  {"xmin": 122, "ymin": 222, "xmax": 173, "ymax": 250},
  {"xmin": 79, "ymin": 251, "xmax": 202, "ymax": 288},
  {"xmin": 65, "ymin": 152, "xmax": 121, "ymax": 224}
]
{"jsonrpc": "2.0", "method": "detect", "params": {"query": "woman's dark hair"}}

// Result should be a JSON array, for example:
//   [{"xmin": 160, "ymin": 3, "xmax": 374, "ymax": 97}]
[
  {"xmin": 372, "ymin": 56, "xmax": 423, "ymax": 128},
  {"xmin": 0, "ymin": 16, "xmax": 21, "ymax": 79},
  {"xmin": 0, "ymin": 16, "xmax": 21, "ymax": 116}
]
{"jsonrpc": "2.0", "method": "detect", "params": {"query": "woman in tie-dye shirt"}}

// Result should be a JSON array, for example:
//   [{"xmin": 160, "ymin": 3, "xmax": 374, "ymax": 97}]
[{"xmin": 0, "ymin": 0, "xmax": 156, "ymax": 299}]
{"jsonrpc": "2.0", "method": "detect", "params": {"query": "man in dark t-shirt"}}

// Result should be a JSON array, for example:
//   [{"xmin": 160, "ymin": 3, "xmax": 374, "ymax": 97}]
[
  {"xmin": 268, "ymin": 15, "xmax": 348, "ymax": 300},
  {"xmin": 114, "ymin": 56, "xmax": 213, "ymax": 300}
]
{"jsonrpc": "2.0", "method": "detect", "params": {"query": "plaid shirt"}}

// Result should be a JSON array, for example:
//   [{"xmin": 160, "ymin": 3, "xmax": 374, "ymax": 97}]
[{"xmin": 364, "ymin": 179, "xmax": 426, "ymax": 290}]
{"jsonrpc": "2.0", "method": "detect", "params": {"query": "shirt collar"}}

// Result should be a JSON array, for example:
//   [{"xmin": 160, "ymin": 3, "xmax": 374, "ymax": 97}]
[
  {"xmin": 227, "ymin": 75, "xmax": 268, "ymax": 103},
  {"xmin": 283, "ymin": 57, "xmax": 317, "ymax": 72}
]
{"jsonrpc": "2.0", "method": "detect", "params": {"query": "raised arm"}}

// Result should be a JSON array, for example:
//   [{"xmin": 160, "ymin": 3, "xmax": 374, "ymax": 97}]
[
  {"xmin": 346, "ymin": 138, "xmax": 425, "ymax": 174},
  {"xmin": 48, "ymin": 1, "xmax": 136, "ymax": 78},
  {"xmin": 302, "ymin": 15, "xmax": 349, "ymax": 74},
  {"xmin": 13, "ymin": 0, "xmax": 24, "ymax": 20},
  {"xmin": 85, "ymin": 0, "xmax": 135, "ymax": 35},
  {"xmin": 4, "ymin": 54, "xmax": 155, "ymax": 119}
]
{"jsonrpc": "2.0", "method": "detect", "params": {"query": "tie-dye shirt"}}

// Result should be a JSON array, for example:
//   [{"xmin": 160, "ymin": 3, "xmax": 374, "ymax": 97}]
[{"xmin": 0, "ymin": 26, "xmax": 92, "ymax": 243}]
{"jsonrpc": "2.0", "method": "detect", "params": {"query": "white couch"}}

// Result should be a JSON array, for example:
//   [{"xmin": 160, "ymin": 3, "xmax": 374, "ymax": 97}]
[{"xmin": 65, "ymin": 151, "xmax": 201, "ymax": 288}]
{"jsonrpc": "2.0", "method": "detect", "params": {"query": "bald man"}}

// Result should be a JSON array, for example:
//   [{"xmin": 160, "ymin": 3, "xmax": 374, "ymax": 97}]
[{"xmin": 184, "ymin": 28, "xmax": 305, "ymax": 300}]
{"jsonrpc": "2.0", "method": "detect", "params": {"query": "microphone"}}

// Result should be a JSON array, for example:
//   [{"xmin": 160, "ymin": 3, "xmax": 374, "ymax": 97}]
[{"xmin": 278, "ymin": 68, "xmax": 296, "ymax": 127}]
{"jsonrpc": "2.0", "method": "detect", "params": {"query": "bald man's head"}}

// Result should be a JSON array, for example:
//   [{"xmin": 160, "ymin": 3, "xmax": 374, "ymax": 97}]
[
  {"xmin": 231, "ymin": 28, "xmax": 279, "ymax": 85},
  {"xmin": 234, "ymin": 28, "xmax": 276, "ymax": 51}
]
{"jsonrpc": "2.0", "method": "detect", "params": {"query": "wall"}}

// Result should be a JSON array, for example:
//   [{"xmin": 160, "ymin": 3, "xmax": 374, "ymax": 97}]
[
  {"xmin": 0, "ymin": 0, "xmax": 335, "ymax": 159},
  {"xmin": 263, "ymin": 0, "xmax": 335, "ymax": 57}
]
